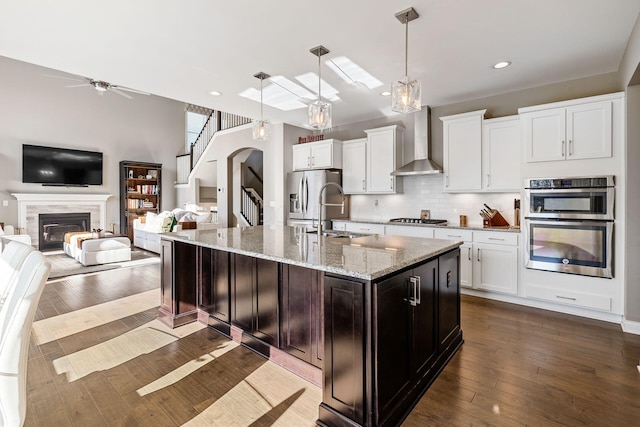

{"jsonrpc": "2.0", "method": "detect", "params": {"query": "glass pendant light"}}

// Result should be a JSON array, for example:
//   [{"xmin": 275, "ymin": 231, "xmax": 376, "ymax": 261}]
[
  {"xmin": 252, "ymin": 71, "xmax": 271, "ymax": 141},
  {"xmin": 308, "ymin": 45, "xmax": 332, "ymax": 130},
  {"xmin": 391, "ymin": 7, "xmax": 421, "ymax": 113}
]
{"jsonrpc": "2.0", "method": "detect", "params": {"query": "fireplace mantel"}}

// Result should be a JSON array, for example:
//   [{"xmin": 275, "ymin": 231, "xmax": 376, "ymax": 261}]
[{"xmin": 12, "ymin": 193, "xmax": 112, "ymax": 249}]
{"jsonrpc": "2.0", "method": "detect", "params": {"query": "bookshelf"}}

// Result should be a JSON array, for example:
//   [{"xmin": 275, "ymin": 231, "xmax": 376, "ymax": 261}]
[{"xmin": 119, "ymin": 160, "xmax": 162, "ymax": 240}]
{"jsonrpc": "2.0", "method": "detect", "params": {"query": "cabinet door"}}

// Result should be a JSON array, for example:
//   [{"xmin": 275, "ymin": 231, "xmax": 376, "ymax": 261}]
[
  {"xmin": 482, "ymin": 117, "xmax": 522, "ymax": 191},
  {"xmin": 438, "ymin": 249, "xmax": 461, "ymax": 351},
  {"xmin": 174, "ymin": 241, "xmax": 198, "ymax": 316},
  {"xmin": 473, "ymin": 243, "xmax": 518, "ymax": 295},
  {"xmin": 292, "ymin": 144, "xmax": 311, "ymax": 170},
  {"xmin": 310, "ymin": 141, "xmax": 333, "ymax": 168},
  {"xmin": 523, "ymin": 108, "xmax": 566, "ymax": 162},
  {"xmin": 375, "ymin": 270, "xmax": 413, "ymax": 419},
  {"xmin": 367, "ymin": 129, "xmax": 396, "ymax": 193},
  {"xmin": 323, "ymin": 275, "xmax": 365, "ymax": 425},
  {"xmin": 281, "ymin": 264, "xmax": 313, "ymax": 362},
  {"xmin": 231, "ymin": 253, "xmax": 255, "ymax": 331},
  {"xmin": 254, "ymin": 258, "xmax": 279, "ymax": 346},
  {"xmin": 199, "ymin": 247, "xmax": 230, "ymax": 323},
  {"xmin": 411, "ymin": 259, "xmax": 438, "ymax": 377},
  {"xmin": 459, "ymin": 242, "xmax": 473, "ymax": 289},
  {"xmin": 342, "ymin": 139, "xmax": 367, "ymax": 194},
  {"xmin": 566, "ymin": 101, "xmax": 612, "ymax": 160},
  {"xmin": 443, "ymin": 113, "xmax": 483, "ymax": 191}
]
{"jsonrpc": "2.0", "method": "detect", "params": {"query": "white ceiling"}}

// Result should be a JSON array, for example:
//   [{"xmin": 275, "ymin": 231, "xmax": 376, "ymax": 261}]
[{"xmin": 1, "ymin": 0, "xmax": 639, "ymax": 128}]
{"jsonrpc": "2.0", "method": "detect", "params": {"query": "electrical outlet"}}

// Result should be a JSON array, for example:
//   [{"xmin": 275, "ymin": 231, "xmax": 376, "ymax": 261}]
[{"xmin": 2, "ymin": 200, "xmax": 7, "ymax": 207}]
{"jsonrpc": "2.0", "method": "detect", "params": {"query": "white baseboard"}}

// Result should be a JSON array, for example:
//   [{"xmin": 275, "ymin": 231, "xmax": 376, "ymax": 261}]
[{"xmin": 622, "ymin": 320, "xmax": 640, "ymax": 335}]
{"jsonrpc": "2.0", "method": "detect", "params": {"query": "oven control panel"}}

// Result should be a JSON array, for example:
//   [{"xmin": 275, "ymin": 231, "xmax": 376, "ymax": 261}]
[{"xmin": 526, "ymin": 176, "xmax": 613, "ymax": 189}]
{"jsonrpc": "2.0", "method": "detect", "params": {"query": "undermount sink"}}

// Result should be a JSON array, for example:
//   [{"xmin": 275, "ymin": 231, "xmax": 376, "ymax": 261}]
[{"xmin": 321, "ymin": 230, "xmax": 371, "ymax": 239}]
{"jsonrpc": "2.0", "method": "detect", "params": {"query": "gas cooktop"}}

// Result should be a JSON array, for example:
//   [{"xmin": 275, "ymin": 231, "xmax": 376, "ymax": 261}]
[{"xmin": 389, "ymin": 218, "xmax": 447, "ymax": 225}]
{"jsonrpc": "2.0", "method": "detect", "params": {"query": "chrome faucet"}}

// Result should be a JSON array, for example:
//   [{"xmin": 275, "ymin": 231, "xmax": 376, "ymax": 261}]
[{"xmin": 316, "ymin": 182, "xmax": 345, "ymax": 236}]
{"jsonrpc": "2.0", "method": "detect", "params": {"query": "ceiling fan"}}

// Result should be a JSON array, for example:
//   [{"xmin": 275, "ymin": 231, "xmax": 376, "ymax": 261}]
[{"xmin": 43, "ymin": 74, "xmax": 150, "ymax": 99}]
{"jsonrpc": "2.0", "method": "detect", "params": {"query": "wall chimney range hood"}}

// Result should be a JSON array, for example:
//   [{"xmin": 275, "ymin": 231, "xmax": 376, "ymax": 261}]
[{"xmin": 391, "ymin": 107, "xmax": 442, "ymax": 176}]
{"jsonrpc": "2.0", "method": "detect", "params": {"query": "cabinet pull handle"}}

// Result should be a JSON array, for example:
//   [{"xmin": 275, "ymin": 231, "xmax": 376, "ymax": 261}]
[
  {"xmin": 445, "ymin": 175, "xmax": 449, "ymax": 187},
  {"xmin": 487, "ymin": 173, "xmax": 490, "ymax": 187},
  {"xmin": 408, "ymin": 276, "xmax": 419, "ymax": 306},
  {"xmin": 477, "ymin": 248, "xmax": 481, "ymax": 262},
  {"xmin": 488, "ymin": 237, "xmax": 504, "ymax": 241},
  {"xmin": 362, "ymin": 180, "xmax": 366, "ymax": 191},
  {"xmin": 361, "ymin": 228, "xmax": 370, "ymax": 231},
  {"xmin": 468, "ymin": 247, "xmax": 471, "ymax": 261},
  {"xmin": 569, "ymin": 140, "xmax": 573, "ymax": 156},
  {"xmin": 447, "ymin": 234, "xmax": 461, "ymax": 238},
  {"xmin": 561, "ymin": 140, "xmax": 565, "ymax": 156},
  {"xmin": 307, "ymin": 156, "xmax": 311, "ymax": 167},
  {"xmin": 312, "ymin": 156, "xmax": 315, "ymax": 166},
  {"xmin": 390, "ymin": 177, "xmax": 393, "ymax": 190},
  {"xmin": 556, "ymin": 295, "xmax": 577, "ymax": 301}
]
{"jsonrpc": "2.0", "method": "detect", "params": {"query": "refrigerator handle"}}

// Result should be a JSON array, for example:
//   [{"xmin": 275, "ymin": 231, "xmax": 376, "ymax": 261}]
[
  {"xmin": 303, "ymin": 176, "xmax": 308, "ymax": 213},
  {"xmin": 298, "ymin": 177, "xmax": 303, "ymax": 213}
]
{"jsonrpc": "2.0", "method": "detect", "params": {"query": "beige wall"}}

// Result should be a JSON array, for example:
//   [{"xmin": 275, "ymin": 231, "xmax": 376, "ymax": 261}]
[{"xmin": 0, "ymin": 56, "xmax": 185, "ymax": 230}]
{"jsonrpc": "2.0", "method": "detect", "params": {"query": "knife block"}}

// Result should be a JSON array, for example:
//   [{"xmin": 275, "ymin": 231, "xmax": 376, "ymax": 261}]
[{"xmin": 482, "ymin": 209, "xmax": 510, "ymax": 227}]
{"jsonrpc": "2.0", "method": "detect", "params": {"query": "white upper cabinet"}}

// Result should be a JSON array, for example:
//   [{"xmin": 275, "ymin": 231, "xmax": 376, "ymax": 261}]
[
  {"xmin": 519, "ymin": 94, "xmax": 616, "ymax": 163},
  {"xmin": 482, "ymin": 116, "xmax": 522, "ymax": 192},
  {"xmin": 365, "ymin": 125, "xmax": 404, "ymax": 194},
  {"xmin": 292, "ymin": 139, "xmax": 342, "ymax": 170},
  {"xmin": 342, "ymin": 138, "xmax": 367, "ymax": 194},
  {"xmin": 441, "ymin": 110, "xmax": 486, "ymax": 192},
  {"xmin": 342, "ymin": 125, "xmax": 404, "ymax": 194}
]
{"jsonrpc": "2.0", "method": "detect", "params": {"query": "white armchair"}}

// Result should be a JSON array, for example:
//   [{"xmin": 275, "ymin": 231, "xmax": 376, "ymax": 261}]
[
  {"xmin": 0, "ymin": 249, "xmax": 51, "ymax": 426},
  {"xmin": 0, "ymin": 225, "xmax": 32, "ymax": 250}
]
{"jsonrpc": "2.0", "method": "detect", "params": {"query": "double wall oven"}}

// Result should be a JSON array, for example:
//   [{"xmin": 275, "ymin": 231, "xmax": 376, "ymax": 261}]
[{"xmin": 524, "ymin": 176, "xmax": 614, "ymax": 278}]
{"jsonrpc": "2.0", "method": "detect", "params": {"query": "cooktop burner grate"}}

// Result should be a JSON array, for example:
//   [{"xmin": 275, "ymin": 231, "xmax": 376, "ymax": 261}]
[{"xmin": 389, "ymin": 218, "xmax": 447, "ymax": 225}]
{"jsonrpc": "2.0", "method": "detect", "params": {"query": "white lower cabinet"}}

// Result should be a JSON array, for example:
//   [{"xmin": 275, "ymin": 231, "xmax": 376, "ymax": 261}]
[{"xmin": 435, "ymin": 229, "xmax": 518, "ymax": 295}]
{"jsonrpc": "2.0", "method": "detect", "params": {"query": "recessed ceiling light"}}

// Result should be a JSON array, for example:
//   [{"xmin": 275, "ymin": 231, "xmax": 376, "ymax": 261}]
[
  {"xmin": 493, "ymin": 61, "xmax": 511, "ymax": 69},
  {"xmin": 380, "ymin": 91, "xmax": 391, "ymax": 96},
  {"xmin": 209, "ymin": 90, "xmax": 222, "ymax": 96}
]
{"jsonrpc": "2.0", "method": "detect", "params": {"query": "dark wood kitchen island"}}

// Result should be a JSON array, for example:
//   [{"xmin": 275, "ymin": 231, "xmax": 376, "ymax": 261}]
[{"xmin": 159, "ymin": 225, "xmax": 463, "ymax": 427}]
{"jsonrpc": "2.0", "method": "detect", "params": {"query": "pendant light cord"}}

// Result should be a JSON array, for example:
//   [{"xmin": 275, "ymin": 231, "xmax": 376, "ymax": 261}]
[
  {"xmin": 317, "ymin": 52, "xmax": 322, "ymax": 102},
  {"xmin": 404, "ymin": 14, "xmax": 409, "ymax": 78},
  {"xmin": 260, "ymin": 77, "xmax": 264, "ymax": 120}
]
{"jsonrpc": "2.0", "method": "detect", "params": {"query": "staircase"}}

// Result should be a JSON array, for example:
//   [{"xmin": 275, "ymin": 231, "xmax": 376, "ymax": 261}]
[
  {"xmin": 176, "ymin": 110, "xmax": 252, "ymax": 184},
  {"xmin": 240, "ymin": 186, "xmax": 263, "ymax": 226}
]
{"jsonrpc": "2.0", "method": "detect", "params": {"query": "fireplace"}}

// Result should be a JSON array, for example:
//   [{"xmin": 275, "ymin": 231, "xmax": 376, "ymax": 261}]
[{"xmin": 39, "ymin": 213, "xmax": 90, "ymax": 251}]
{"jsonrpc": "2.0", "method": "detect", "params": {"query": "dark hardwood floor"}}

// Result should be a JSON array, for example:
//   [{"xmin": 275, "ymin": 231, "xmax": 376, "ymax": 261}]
[{"xmin": 26, "ymin": 264, "xmax": 640, "ymax": 426}]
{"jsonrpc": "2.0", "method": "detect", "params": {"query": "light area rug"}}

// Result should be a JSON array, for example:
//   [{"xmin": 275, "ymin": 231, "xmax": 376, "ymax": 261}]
[{"xmin": 45, "ymin": 249, "xmax": 160, "ymax": 279}]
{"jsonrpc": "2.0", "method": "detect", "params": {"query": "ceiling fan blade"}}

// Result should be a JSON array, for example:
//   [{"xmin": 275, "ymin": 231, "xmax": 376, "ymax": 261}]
[
  {"xmin": 65, "ymin": 83, "xmax": 91, "ymax": 88},
  {"xmin": 111, "ymin": 85, "xmax": 150, "ymax": 96},
  {"xmin": 42, "ymin": 74, "xmax": 86, "ymax": 82},
  {"xmin": 110, "ymin": 88, "xmax": 133, "ymax": 99}
]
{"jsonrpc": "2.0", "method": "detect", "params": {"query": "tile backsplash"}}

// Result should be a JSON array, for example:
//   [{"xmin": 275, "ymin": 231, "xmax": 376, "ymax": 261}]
[{"xmin": 348, "ymin": 174, "xmax": 522, "ymax": 227}]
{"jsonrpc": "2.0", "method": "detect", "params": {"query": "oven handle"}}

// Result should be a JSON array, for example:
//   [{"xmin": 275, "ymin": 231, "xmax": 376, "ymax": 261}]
[{"xmin": 524, "ymin": 218, "xmax": 614, "ymax": 227}]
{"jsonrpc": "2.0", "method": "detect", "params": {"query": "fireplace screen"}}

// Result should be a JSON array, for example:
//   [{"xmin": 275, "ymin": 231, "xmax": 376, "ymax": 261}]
[{"xmin": 38, "ymin": 212, "xmax": 90, "ymax": 250}]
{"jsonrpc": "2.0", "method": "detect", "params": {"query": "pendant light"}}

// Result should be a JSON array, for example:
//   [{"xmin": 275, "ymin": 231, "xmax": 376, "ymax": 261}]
[
  {"xmin": 252, "ymin": 71, "xmax": 271, "ymax": 141},
  {"xmin": 308, "ymin": 45, "xmax": 332, "ymax": 130},
  {"xmin": 391, "ymin": 7, "xmax": 421, "ymax": 113}
]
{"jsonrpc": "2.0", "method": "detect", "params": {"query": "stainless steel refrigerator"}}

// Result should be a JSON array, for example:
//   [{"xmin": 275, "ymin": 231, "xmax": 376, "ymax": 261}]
[{"xmin": 287, "ymin": 170, "xmax": 348, "ymax": 231}]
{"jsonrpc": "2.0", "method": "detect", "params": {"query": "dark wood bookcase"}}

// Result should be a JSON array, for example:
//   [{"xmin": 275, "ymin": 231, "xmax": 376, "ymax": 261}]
[{"xmin": 119, "ymin": 160, "xmax": 162, "ymax": 240}]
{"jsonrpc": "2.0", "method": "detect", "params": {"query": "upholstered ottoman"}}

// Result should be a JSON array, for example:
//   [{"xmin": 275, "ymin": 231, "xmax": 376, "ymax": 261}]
[{"xmin": 77, "ymin": 236, "xmax": 132, "ymax": 266}]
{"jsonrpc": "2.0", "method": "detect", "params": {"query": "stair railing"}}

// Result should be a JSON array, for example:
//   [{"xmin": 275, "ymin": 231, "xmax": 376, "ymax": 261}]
[
  {"xmin": 176, "ymin": 110, "xmax": 252, "ymax": 185},
  {"xmin": 241, "ymin": 186, "xmax": 263, "ymax": 226}
]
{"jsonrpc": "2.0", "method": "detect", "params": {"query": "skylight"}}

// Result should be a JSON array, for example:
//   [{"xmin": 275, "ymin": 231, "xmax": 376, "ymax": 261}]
[
  {"xmin": 326, "ymin": 56, "xmax": 383, "ymax": 89},
  {"xmin": 295, "ymin": 72, "xmax": 340, "ymax": 102},
  {"xmin": 239, "ymin": 76, "xmax": 313, "ymax": 111}
]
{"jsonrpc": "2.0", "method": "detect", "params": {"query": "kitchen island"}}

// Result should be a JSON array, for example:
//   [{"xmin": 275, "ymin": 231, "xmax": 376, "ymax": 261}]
[{"xmin": 159, "ymin": 225, "xmax": 463, "ymax": 427}]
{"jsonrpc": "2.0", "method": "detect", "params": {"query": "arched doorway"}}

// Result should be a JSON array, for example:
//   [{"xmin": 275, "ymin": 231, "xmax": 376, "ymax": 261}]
[{"xmin": 228, "ymin": 148, "xmax": 264, "ymax": 227}]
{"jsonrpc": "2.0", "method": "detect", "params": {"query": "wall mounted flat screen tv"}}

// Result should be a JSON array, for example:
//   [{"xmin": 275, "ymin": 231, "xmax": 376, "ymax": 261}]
[{"xmin": 22, "ymin": 144, "xmax": 103, "ymax": 186}]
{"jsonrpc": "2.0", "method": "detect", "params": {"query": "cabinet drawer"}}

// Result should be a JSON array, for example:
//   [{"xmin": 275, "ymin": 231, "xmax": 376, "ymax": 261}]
[
  {"xmin": 344, "ymin": 222, "xmax": 385, "ymax": 235},
  {"xmin": 526, "ymin": 285, "xmax": 611, "ymax": 312},
  {"xmin": 473, "ymin": 231, "xmax": 518, "ymax": 246},
  {"xmin": 385, "ymin": 225, "xmax": 434, "ymax": 239},
  {"xmin": 433, "ymin": 228, "xmax": 473, "ymax": 242},
  {"xmin": 331, "ymin": 221, "xmax": 347, "ymax": 231}
]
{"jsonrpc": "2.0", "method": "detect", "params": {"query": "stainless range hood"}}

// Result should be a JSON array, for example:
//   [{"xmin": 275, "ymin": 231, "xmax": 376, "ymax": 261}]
[{"xmin": 391, "ymin": 107, "xmax": 442, "ymax": 176}]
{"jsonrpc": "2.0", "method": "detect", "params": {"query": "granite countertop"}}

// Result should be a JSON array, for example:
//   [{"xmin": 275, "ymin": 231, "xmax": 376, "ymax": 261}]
[
  {"xmin": 336, "ymin": 218, "xmax": 521, "ymax": 233},
  {"xmin": 161, "ymin": 225, "xmax": 461, "ymax": 280}
]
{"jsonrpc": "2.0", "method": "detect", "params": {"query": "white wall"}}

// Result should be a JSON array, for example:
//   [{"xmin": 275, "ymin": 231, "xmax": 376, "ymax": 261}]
[{"xmin": 0, "ymin": 56, "xmax": 185, "ymax": 229}]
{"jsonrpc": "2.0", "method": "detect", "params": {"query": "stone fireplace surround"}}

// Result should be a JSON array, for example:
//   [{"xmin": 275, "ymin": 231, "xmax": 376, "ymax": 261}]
[{"xmin": 12, "ymin": 193, "xmax": 111, "ymax": 250}]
